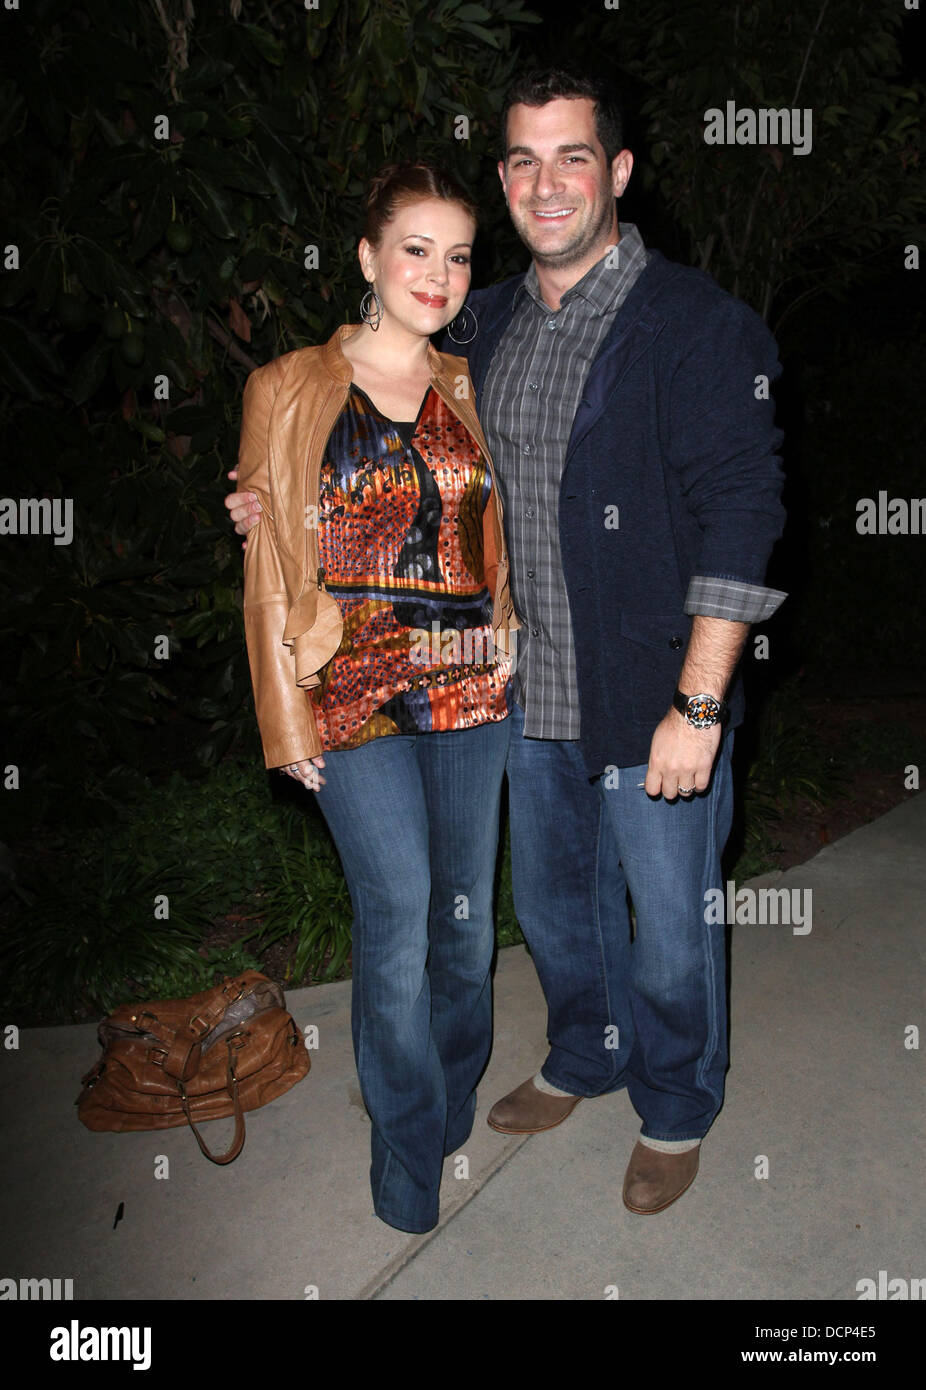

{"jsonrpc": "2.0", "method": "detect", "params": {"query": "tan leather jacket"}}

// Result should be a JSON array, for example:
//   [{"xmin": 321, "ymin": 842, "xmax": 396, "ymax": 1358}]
[{"xmin": 237, "ymin": 323, "xmax": 520, "ymax": 768}]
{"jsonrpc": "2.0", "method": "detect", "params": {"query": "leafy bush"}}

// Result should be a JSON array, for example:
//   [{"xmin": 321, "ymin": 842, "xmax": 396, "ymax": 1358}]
[
  {"xmin": 0, "ymin": 839, "xmax": 212, "ymax": 1020},
  {"xmin": 106, "ymin": 762, "xmax": 298, "ymax": 912},
  {"xmin": 0, "ymin": 751, "xmax": 528, "ymax": 1018},
  {"xmin": 0, "ymin": 0, "xmax": 539, "ymax": 835},
  {"xmin": 0, "ymin": 757, "xmax": 304, "ymax": 1018},
  {"xmin": 256, "ymin": 822, "xmax": 354, "ymax": 985}
]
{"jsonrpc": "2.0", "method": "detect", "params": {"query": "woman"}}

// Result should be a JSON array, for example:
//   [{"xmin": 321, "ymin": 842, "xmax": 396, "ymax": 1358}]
[{"xmin": 236, "ymin": 163, "xmax": 519, "ymax": 1234}]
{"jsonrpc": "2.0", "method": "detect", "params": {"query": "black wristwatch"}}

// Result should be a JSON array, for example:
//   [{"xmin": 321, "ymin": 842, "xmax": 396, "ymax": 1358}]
[{"xmin": 672, "ymin": 688, "xmax": 730, "ymax": 730}]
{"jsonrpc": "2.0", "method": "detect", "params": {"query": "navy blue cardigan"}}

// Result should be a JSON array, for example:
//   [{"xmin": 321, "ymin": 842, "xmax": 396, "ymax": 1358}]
[{"xmin": 442, "ymin": 248, "xmax": 786, "ymax": 777}]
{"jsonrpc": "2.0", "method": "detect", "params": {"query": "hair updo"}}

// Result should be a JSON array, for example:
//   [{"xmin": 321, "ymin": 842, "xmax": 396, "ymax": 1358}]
[{"xmin": 363, "ymin": 162, "xmax": 479, "ymax": 249}]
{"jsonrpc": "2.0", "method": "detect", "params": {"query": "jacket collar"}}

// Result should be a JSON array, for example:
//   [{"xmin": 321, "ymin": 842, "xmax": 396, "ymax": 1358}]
[
  {"xmin": 321, "ymin": 322, "xmax": 449, "ymax": 385},
  {"xmin": 321, "ymin": 323, "xmax": 358, "ymax": 382}
]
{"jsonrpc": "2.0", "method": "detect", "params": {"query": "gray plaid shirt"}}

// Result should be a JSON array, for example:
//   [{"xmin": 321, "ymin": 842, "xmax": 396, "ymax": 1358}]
[{"xmin": 479, "ymin": 223, "xmax": 786, "ymax": 740}]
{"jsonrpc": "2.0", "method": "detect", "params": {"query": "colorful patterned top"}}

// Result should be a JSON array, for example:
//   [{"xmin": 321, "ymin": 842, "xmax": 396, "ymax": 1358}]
[{"xmin": 309, "ymin": 383, "xmax": 511, "ymax": 750}]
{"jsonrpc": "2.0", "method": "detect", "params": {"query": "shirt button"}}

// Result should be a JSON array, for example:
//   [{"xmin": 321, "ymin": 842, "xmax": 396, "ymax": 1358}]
[
  {"xmin": 523, "ymin": 444, "xmax": 531, "ymax": 454},
  {"xmin": 547, "ymin": 319, "xmax": 557, "ymax": 331},
  {"xmin": 527, "ymin": 569, "xmax": 535, "ymax": 579},
  {"xmin": 531, "ymin": 626, "xmax": 540, "ymax": 636},
  {"xmin": 669, "ymin": 636, "xmax": 684, "ymax": 649},
  {"xmin": 524, "ymin": 507, "xmax": 534, "ymax": 518},
  {"xmin": 529, "ymin": 381, "xmax": 539, "ymax": 391}
]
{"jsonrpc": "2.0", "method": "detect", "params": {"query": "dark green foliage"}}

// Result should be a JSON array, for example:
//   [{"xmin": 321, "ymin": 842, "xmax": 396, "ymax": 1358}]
[
  {"xmin": 0, "ymin": 840, "xmax": 212, "ymax": 1020},
  {"xmin": 841, "ymin": 719, "xmax": 926, "ymax": 772},
  {"xmin": 1, "ymin": 1, "xmax": 544, "ymax": 1020},
  {"xmin": 783, "ymin": 328, "xmax": 926, "ymax": 678},
  {"xmin": 744, "ymin": 677, "xmax": 846, "ymax": 817},
  {"xmin": 0, "ymin": 758, "xmax": 291, "ymax": 1017},
  {"xmin": 2, "ymin": 2, "xmax": 921, "ymax": 1020},
  {"xmin": 0, "ymin": 755, "xmax": 524, "ymax": 1018},
  {"xmin": 535, "ymin": 0, "xmax": 925, "ymax": 329},
  {"xmin": 0, "ymin": 0, "xmax": 540, "ymax": 835},
  {"xmin": 258, "ymin": 822, "xmax": 355, "ymax": 985},
  {"xmin": 494, "ymin": 814, "xmax": 523, "ymax": 949}
]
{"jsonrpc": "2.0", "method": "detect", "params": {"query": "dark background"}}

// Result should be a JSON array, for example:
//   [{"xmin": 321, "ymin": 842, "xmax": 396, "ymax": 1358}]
[{"xmin": 1, "ymin": 0, "xmax": 923, "ymax": 1022}]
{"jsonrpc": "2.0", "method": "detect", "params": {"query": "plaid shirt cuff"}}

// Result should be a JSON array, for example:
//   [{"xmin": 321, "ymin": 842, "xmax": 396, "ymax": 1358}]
[{"xmin": 684, "ymin": 576, "xmax": 788, "ymax": 623}]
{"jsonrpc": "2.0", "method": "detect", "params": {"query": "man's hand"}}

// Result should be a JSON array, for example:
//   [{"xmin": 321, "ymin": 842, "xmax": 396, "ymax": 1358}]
[
  {"xmin": 225, "ymin": 467, "xmax": 262, "ymax": 546},
  {"xmin": 643, "ymin": 612, "xmax": 747, "ymax": 798},
  {"xmin": 645, "ymin": 706, "xmax": 722, "ymax": 800}
]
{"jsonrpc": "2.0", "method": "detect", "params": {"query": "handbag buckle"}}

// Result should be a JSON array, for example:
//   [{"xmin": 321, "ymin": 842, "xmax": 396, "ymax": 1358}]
[
  {"xmin": 225, "ymin": 1031, "xmax": 248, "ymax": 1085},
  {"xmin": 188, "ymin": 1014, "xmax": 211, "ymax": 1037},
  {"xmin": 82, "ymin": 1062, "xmax": 106, "ymax": 1091},
  {"xmin": 150, "ymin": 1047, "xmax": 167, "ymax": 1067}
]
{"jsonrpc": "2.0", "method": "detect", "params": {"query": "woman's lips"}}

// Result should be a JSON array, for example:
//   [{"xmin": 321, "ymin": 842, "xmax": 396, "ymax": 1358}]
[{"xmin": 412, "ymin": 292, "xmax": 448, "ymax": 307}]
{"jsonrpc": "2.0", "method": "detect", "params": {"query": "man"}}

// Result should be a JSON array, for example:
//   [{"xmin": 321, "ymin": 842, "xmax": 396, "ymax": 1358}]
[{"xmin": 226, "ymin": 67, "xmax": 786, "ymax": 1215}]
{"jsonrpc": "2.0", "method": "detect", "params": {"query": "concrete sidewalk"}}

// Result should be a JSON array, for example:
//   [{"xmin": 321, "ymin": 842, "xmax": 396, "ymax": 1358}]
[{"xmin": 2, "ymin": 793, "xmax": 923, "ymax": 1301}]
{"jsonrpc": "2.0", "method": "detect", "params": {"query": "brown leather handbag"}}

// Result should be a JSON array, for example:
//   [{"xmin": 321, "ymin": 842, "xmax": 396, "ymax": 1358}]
[{"xmin": 76, "ymin": 971, "xmax": 309, "ymax": 1164}]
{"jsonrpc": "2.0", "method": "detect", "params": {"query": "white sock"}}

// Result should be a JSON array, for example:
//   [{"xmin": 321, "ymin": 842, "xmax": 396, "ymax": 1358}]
[
  {"xmin": 532, "ymin": 1070, "xmax": 577, "ymax": 1098},
  {"xmin": 639, "ymin": 1134, "xmax": 701, "ymax": 1154}
]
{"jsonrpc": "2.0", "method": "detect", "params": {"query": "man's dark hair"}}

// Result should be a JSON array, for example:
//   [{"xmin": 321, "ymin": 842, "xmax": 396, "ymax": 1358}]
[{"xmin": 499, "ymin": 66, "xmax": 625, "ymax": 165}]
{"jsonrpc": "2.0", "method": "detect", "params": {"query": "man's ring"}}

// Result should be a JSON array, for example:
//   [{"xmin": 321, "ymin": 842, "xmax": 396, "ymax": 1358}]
[{"xmin": 678, "ymin": 785, "xmax": 695, "ymax": 795}]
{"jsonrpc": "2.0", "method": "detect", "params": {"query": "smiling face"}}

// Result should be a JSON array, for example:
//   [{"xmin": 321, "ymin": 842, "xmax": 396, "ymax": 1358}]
[
  {"xmin": 358, "ymin": 197, "xmax": 475, "ymax": 338},
  {"xmin": 498, "ymin": 96, "xmax": 631, "ymax": 276}
]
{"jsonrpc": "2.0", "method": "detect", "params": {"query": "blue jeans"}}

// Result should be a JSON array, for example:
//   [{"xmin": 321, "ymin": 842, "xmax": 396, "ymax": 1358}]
[
  {"xmin": 314, "ymin": 716, "xmax": 509, "ymax": 1233},
  {"xmin": 506, "ymin": 700, "xmax": 734, "ymax": 1141}
]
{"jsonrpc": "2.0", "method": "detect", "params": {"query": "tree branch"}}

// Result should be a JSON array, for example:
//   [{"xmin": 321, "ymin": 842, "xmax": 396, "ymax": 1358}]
[
  {"xmin": 791, "ymin": 0, "xmax": 832, "ymax": 110},
  {"xmin": 206, "ymin": 316, "xmax": 261, "ymax": 374}
]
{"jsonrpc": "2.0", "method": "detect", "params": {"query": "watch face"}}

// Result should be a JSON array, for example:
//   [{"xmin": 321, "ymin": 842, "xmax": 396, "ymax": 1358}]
[{"xmin": 687, "ymin": 695, "xmax": 721, "ymax": 728}]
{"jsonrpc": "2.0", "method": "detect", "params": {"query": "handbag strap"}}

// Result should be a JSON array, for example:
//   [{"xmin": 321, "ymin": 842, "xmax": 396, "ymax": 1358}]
[
  {"xmin": 174, "ymin": 1037, "xmax": 247, "ymax": 1165},
  {"xmin": 138, "ymin": 978, "xmax": 254, "ymax": 1082}
]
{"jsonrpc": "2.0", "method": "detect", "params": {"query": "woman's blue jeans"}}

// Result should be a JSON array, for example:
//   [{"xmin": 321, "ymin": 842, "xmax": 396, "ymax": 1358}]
[{"xmin": 313, "ymin": 716, "xmax": 510, "ymax": 1233}]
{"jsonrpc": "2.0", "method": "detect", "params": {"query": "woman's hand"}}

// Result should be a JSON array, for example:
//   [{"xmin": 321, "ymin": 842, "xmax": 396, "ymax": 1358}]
[{"xmin": 280, "ymin": 756, "xmax": 326, "ymax": 790}]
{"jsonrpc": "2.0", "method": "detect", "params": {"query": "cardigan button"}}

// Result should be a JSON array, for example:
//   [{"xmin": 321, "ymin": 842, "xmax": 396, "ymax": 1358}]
[{"xmin": 669, "ymin": 636, "xmax": 683, "ymax": 649}]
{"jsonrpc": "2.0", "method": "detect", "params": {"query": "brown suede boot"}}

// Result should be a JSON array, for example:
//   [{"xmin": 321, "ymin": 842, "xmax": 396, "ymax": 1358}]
[
  {"xmin": 622, "ymin": 1140, "xmax": 700, "ymax": 1214},
  {"xmin": 487, "ymin": 1076, "xmax": 583, "ymax": 1134}
]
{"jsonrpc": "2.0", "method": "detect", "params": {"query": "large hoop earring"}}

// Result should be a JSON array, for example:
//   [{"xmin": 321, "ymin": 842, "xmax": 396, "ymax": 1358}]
[
  {"xmin": 447, "ymin": 304, "xmax": 478, "ymax": 344},
  {"xmin": 359, "ymin": 285, "xmax": 383, "ymax": 330}
]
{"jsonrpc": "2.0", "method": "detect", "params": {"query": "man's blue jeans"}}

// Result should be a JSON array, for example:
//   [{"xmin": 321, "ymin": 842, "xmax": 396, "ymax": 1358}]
[
  {"xmin": 314, "ymin": 716, "xmax": 509, "ymax": 1233},
  {"xmin": 506, "ymin": 700, "xmax": 734, "ymax": 1142}
]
